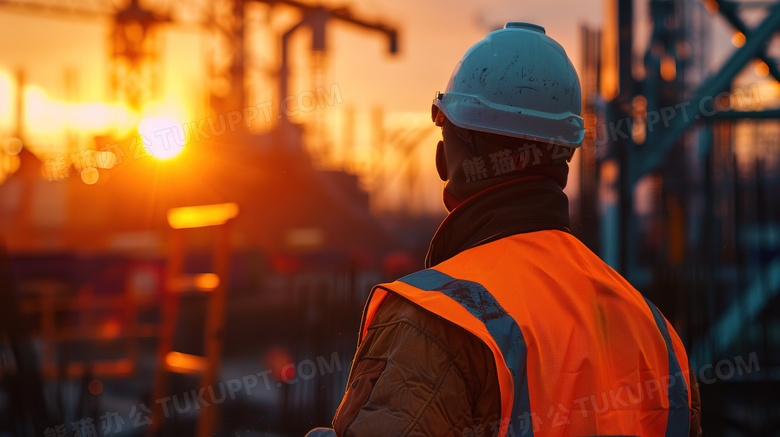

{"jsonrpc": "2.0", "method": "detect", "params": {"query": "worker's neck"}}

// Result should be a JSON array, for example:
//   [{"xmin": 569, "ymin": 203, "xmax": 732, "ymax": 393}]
[{"xmin": 427, "ymin": 176, "xmax": 571, "ymax": 267}]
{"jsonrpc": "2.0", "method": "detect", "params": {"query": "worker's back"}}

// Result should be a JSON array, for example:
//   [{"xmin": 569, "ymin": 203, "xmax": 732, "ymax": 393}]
[
  {"xmin": 368, "ymin": 229, "xmax": 692, "ymax": 436},
  {"xmin": 323, "ymin": 21, "xmax": 700, "ymax": 437}
]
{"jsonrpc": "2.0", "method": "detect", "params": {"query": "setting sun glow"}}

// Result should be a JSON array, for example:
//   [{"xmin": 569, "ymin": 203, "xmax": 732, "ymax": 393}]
[{"xmin": 137, "ymin": 117, "xmax": 187, "ymax": 160}]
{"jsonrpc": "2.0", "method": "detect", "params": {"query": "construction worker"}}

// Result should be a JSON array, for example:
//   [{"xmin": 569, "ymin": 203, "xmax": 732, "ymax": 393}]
[{"xmin": 312, "ymin": 22, "xmax": 702, "ymax": 436}]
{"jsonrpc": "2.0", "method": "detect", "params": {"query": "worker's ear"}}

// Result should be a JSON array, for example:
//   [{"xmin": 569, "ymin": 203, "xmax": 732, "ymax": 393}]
[
  {"xmin": 431, "ymin": 104, "xmax": 445, "ymax": 127},
  {"xmin": 436, "ymin": 140, "xmax": 447, "ymax": 181}
]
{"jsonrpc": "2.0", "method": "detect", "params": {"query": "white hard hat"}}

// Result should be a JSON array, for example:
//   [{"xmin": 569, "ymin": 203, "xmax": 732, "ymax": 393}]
[{"xmin": 432, "ymin": 22, "xmax": 584, "ymax": 148}]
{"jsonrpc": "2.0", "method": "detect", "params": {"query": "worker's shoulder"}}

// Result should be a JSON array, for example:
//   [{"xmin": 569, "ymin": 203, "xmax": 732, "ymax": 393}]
[
  {"xmin": 370, "ymin": 291, "xmax": 491, "ymax": 359},
  {"xmin": 367, "ymin": 290, "xmax": 498, "ymax": 396},
  {"xmin": 371, "ymin": 291, "xmax": 457, "ymax": 334}
]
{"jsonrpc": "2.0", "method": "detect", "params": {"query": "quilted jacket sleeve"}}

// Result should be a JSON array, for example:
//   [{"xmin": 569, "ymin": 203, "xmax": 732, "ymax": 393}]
[{"xmin": 333, "ymin": 293, "xmax": 501, "ymax": 437}]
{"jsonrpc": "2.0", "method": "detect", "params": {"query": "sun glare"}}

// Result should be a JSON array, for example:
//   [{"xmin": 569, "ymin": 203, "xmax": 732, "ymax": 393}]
[
  {"xmin": 14, "ymin": 83, "xmax": 136, "ymax": 159},
  {"xmin": 0, "ymin": 71, "xmax": 13, "ymax": 132},
  {"xmin": 137, "ymin": 117, "xmax": 187, "ymax": 160}
]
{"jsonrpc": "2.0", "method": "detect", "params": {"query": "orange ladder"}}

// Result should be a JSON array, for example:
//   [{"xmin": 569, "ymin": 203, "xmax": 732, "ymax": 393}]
[{"xmin": 148, "ymin": 203, "xmax": 238, "ymax": 437}]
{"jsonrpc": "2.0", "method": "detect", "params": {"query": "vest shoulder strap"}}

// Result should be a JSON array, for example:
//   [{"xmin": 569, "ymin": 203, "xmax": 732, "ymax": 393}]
[{"xmin": 364, "ymin": 268, "xmax": 529, "ymax": 437}]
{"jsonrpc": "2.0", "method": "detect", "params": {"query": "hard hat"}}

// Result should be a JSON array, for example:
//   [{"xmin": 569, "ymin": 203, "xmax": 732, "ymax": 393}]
[{"xmin": 432, "ymin": 22, "xmax": 584, "ymax": 148}]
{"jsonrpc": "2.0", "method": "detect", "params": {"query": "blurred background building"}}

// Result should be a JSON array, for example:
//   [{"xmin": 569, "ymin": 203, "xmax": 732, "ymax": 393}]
[{"xmin": 0, "ymin": 0, "xmax": 778, "ymax": 436}]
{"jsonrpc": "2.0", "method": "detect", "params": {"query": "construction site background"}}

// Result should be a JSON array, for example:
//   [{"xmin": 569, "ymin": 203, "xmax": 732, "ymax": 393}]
[{"xmin": 0, "ymin": 0, "xmax": 778, "ymax": 436}]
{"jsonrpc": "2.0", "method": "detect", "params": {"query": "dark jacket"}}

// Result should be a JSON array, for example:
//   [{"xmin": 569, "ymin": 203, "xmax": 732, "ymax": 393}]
[{"xmin": 333, "ymin": 177, "xmax": 702, "ymax": 437}]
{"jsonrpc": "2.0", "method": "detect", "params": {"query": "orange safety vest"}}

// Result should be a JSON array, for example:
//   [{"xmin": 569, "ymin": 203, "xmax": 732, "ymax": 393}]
[{"xmin": 360, "ymin": 230, "xmax": 692, "ymax": 437}]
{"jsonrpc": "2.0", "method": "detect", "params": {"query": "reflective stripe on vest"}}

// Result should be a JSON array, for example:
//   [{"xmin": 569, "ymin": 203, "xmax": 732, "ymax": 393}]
[
  {"xmin": 361, "ymin": 230, "xmax": 692, "ymax": 437},
  {"xmin": 642, "ymin": 297, "xmax": 691, "ymax": 436}
]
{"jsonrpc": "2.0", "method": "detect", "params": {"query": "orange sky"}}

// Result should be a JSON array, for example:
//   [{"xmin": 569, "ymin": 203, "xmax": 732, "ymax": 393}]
[
  {"xmin": 324, "ymin": 0, "xmax": 603, "ymax": 112},
  {"xmin": 4, "ymin": 0, "xmax": 777, "ymax": 215}
]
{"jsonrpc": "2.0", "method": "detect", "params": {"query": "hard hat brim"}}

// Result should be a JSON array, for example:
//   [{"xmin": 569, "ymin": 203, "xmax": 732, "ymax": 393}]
[{"xmin": 434, "ymin": 92, "xmax": 585, "ymax": 148}]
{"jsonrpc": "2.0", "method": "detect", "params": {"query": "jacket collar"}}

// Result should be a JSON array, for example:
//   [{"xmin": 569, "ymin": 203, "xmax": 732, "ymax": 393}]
[{"xmin": 425, "ymin": 176, "xmax": 571, "ymax": 268}]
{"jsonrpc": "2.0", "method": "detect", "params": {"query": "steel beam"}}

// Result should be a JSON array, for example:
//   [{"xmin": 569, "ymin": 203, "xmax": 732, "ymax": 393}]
[
  {"xmin": 633, "ymin": 1, "xmax": 780, "ymax": 185},
  {"xmin": 713, "ymin": 0, "xmax": 780, "ymax": 84}
]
